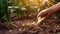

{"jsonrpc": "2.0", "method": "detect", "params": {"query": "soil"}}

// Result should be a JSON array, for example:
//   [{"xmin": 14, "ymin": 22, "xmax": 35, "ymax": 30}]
[{"xmin": 0, "ymin": 13, "xmax": 60, "ymax": 34}]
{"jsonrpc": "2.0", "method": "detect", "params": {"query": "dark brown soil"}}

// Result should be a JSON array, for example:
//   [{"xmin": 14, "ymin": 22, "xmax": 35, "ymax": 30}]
[{"xmin": 0, "ymin": 13, "xmax": 60, "ymax": 34}]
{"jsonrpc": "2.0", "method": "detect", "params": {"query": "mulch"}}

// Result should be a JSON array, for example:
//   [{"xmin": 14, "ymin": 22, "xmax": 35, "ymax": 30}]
[{"xmin": 0, "ymin": 13, "xmax": 60, "ymax": 34}]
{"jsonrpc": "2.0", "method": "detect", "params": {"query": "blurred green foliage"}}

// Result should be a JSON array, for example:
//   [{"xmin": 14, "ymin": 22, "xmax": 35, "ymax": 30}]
[
  {"xmin": 0, "ymin": 0, "xmax": 60, "ymax": 25},
  {"xmin": 10, "ymin": 0, "xmax": 57, "ymax": 15},
  {"xmin": 0, "ymin": 0, "xmax": 12, "ymax": 25}
]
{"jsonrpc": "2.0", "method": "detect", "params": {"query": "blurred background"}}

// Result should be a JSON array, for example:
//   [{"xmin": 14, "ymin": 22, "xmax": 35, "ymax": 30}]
[
  {"xmin": 0, "ymin": 0, "xmax": 60, "ymax": 24},
  {"xmin": 0, "ymin": 0, "xmax": 60, "ymax": 34}
]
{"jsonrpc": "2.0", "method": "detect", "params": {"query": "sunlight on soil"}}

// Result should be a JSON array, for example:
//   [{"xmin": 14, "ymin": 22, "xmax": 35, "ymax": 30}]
[{"xmin": 0, "ymin": 18, "xmax": 60, "ymax": 34}]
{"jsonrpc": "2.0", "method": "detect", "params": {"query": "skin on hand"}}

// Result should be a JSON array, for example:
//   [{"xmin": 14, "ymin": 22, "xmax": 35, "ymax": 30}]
[
  {"xmin": 37, "ymin": 9, "xmax": 50, "ymax": 18},
  {"xmin": 37, "ymin": 2, "xmax": 60, "ymax": 18},
  {"xmin": 37, "ymin": 9, "xmax": 50, "ymax": 24},
  {"xmin": 37, "ymin": 2, "xmax": 60, "ymax": 23}
]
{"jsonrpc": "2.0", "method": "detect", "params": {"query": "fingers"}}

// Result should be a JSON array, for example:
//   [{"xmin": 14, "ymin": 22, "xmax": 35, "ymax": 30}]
[
  {"xmin": 37, "ymin": 10, "xmax": 47, "ymax": 18},
  {"xmin": 37, "ymin": 16, "xmax": 47, "ymax": 24},
  {"xmin": 37, "ymin": 9, "xmax": 49, "ymax": 24}
]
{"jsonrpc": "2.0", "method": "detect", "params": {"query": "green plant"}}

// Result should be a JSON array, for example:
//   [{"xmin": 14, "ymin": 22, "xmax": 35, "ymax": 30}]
[
  {"xmin": 0, "ymin": 0, "xmax": 12, "ymax": 25},
  {"xmin": 10, "ymin": 0, "xmax": 58, "ymax": 16}
]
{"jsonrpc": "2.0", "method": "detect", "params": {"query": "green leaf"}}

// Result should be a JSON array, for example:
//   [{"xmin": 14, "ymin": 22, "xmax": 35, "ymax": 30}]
[{"xmin": 2, "ymin": 0, "xmax": 12, "ymax": 25}]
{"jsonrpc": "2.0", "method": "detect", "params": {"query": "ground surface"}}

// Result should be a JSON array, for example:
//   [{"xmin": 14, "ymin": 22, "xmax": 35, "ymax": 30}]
[
  {"xmin": 0, "ymin": 18, "xmax": 60, "ymax": 34},
  {"xmin": 0, "ymin": 13, "xmax": 60, "ymax": 34}
]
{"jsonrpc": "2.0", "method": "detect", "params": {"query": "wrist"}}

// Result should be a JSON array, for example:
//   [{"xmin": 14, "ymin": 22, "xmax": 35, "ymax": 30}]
[
  {"xmin": 57, "ymin": 2, "xmax": 60, "ymax": 6},
  {"xmin": 51, "ymin": 2, "xmax": 60, "ymax": 11}
]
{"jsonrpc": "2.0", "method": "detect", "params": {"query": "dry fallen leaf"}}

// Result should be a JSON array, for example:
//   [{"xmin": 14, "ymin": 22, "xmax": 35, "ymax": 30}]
[
  {"xmin": 26, "ymin": 23, "xmax": 30, "ymax": 25},
  {"xmin": 22, "ymin": 23, "xmax": 25, "ymax": 26},
  {"xmin": 19, "ymin": 28, "xmax": 22, "ymax": 31},
  {"xmin": 9, "ymin": 30, "xmax": 13, "ymax": 32}
]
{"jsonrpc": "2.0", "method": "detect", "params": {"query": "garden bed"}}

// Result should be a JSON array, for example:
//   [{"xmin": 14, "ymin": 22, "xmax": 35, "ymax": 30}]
[{"xmin": 0, "ymin": 15, "xmax": 60, "ymax": 34}]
